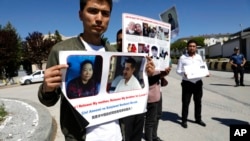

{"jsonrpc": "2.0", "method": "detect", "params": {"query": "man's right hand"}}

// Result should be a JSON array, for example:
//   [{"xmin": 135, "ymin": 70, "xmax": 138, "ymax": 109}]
[{"xmin": 43, "ymin": 64, "xmax": 68, "ymax": 93}]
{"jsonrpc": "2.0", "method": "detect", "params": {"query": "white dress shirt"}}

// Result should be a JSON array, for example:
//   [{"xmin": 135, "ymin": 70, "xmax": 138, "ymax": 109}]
[
  {"xmin": 176, "ymin": 53, "xmax": 204, "ymax": 83},
  {"xmin": 114, "ymin": 75, "xmax": 142, "ymax": 92}
]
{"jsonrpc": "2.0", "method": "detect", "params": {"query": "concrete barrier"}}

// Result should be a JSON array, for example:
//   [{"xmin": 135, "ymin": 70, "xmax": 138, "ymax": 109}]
[
  {"xmin": 208, "ymin": 62, "xmax": 233, "ymax": 72},
  {"xmin": 0, "ymin": 98, "xmax": 55, "ymax": 141}
]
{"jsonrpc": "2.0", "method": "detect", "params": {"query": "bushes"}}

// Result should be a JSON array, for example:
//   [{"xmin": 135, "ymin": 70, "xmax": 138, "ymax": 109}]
[{"xmin": 0, "ymin": 104, "xmax": 7, "ymax": 122}]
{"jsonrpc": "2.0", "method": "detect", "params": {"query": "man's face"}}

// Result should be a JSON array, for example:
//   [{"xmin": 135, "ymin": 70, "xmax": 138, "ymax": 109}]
[
  {"xmin": 116, "ymin": 33, "xmax": 122, "ymax": 51},
  {"xmin": 135, "ymin": 24, "xmax": 142, "ymax": 33},
  {"xmin": 187, "ymin": 42, "xmax": 197, "ymax": 55},
  {"xmin": 234, "ymin": 49, "xmax": 239, "ymax": 53},
  {"xmin": 123, "ymin": 63, "xmax": 135, "ymax": 81},
  {"xmin": 79, "ymin": 0, "xmax": 111, "ymax": 36},
  {"xmin": 138, "ymin": 44, "xmax": 143, "ymax": 53},
  {"xmin": 128, "ymin": 22, "xmax": 135, "ymax": 30},
  {"xmin": 152, "ymin": 49, "xmax": 158, "ymax": 57}
]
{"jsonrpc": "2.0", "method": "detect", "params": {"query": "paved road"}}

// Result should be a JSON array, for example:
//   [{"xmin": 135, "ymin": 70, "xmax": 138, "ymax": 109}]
[
  {"xmin": 0, "ymin": 65, "xmax": 249, "ymax": 141},
  {"xmin": 157, "ymin": 65, "xmax": 250, "ymax": 141}
]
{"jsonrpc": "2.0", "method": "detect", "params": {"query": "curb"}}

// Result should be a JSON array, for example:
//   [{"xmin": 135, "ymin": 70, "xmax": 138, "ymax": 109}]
[{"xmin": 0, "ymin": 98, "xmax": 55, "ymax": 141}]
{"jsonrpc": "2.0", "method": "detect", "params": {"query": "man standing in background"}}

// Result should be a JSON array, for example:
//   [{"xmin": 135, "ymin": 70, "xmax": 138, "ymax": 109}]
[
  {"xmin": 176, "ymin": 39, "xmax": 208, "ymax": 128},
  {"xmin": 230, "ymin": 47, "xmax": 246, "ymax": 87}
]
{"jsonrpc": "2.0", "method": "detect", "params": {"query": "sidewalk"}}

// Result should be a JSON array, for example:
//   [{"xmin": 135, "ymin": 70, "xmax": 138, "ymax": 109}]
[{"xmin": 155, "ymin": 65, "xmax": 250, "ymax": 141}]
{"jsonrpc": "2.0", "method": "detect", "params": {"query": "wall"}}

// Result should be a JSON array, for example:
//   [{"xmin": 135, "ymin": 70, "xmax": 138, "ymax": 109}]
[
  {"xmin": 246, "ymin": 37, "xmax": 250, "ymax": 61},
  {"xmin": 222, "ymin": 39, "xmax": 239, "ymax": 57},
  {"xmin": 208, "ymin": 43, "xmax": 222, "ymax": 57}
]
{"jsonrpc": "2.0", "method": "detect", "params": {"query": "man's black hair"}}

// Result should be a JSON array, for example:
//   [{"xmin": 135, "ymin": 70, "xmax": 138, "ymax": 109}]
[
  {"xmin": 80, "ymin": 0, "xmax": 113, "ymax": 12},
  {"xmin": 116, "ymin": 28, "xmax": 122, "ymax": 41},
  {"xmin": 187, "ymin": 39, "xmax": 197, "ymax": 46},
  {"xmin": 125, "ymin": 58, "xmax": 136, "ymax": 69},
  {"xmin": 151, "ymin": 46, "xmax": 158, "ymax": 51}
]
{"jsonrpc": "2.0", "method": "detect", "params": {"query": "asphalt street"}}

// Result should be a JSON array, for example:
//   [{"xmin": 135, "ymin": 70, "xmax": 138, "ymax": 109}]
[{"xmin": 0, "ymin": 64, "xmax": 250, "ymax": 141}]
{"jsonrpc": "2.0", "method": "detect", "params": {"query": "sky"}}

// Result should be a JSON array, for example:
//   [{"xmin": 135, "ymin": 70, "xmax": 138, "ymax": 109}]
[{"xmin": 1, "ymin": 0, "xmax": 250, "ymax": 43}]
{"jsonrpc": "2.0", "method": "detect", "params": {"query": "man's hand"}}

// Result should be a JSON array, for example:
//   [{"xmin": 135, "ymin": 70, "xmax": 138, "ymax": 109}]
[
  {"xmin": 43, "ymin": 64, "xmax": 68, "ymax": 93},
  {"xmin": 146, "ymin": 56, "xmax": 155, "ymax": 76}
]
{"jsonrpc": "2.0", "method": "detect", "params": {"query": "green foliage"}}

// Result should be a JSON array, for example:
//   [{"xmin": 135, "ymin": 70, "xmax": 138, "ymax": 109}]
[
  {"xmin": 0, "ymin": 22, "xmax": 22, "ymax": 79},
  {"xmin": 171, "ymin": 40, "xmax": 187, "ymax": 52},
  {"xmin": 190, "ymin": 37, "xmax": 205, "ymax": 47},
  {"xmin": 170, "ymin": 37, "xmax": 206, "ymax": 57},
  {"xmin": 23, "ymin": 31, "xmax": 45, "ymax": 69},
  {"xmin": 0, "ymin": 104, "xmax": 8, "ymax": 122},
  {"xmin": 0, "ymin": 22, "xmax": 62, "ymax": 75},
  {"xmin": 53, "ymin": 30, "xmax": 62, "ymax": 42},
  {"xmin": 23, "ymin": 31, "xmax": 58, "ymax": 69}
]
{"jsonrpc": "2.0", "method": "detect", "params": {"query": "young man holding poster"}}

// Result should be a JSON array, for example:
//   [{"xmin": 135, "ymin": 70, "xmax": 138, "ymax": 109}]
[
  {"xmin": 38, "ymin": 0, "xmax": 155, "ymax": 141},
  {"xmin": 176, "ymin": 39, "xmax": 209, "ymax": 129}
]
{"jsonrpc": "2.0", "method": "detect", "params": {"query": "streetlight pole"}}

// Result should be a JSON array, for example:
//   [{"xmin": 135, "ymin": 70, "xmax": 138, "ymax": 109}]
[
  {"xmin": 240, "ymin": 24, "xmax": 243, "ymax": 33},
  {"xmin": 239, "ymin": 24, "xmax": 243, "ymax": 51}
]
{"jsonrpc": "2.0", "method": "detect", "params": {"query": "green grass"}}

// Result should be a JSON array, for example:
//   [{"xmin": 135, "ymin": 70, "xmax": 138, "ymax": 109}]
[{"xmin": 0, "ymin": 104, "xmax": 8, "ymax": 122}]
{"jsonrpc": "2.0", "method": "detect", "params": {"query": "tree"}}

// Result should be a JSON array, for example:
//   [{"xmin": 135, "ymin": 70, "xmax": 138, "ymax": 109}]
[
  {"xmin": 189, "ymin": 37, "xmax": 205, "ymax": 47},
  {"xmin": 23, "ymin": 31, "xmax": 56, "ymax": 70},
  {"xmin": 0, "ymin": 22, "xmax": 21, "ymax": 80},
  {"xmin": 53, "ymin": 30, "xmax": 62, "ymax": 42},
  {"xmin": 171, "ymin": 40, "xmax": 187, "ymax": 57}
]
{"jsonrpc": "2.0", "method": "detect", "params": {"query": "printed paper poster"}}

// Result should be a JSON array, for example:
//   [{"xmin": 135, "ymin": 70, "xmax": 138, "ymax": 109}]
[
  {"xmin": 159, "ymin": 6, "xmax": 179, "ymax": 38},
  {"xmin": 122, "ymin": 13, "xmax": 171, "ymax": 71},
  {"xmin": 59, "ymin": 51, "xmax": 149, "ymax": 127},
  {"xmin": 184, "ymin": 62, "xmax": 209, "ymax": 79}
]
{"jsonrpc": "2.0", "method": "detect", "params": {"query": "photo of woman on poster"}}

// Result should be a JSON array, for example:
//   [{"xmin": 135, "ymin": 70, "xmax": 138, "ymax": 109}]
[{"xmin": 66, "ymin": 56, "xmax": 102, "ymax": 99}]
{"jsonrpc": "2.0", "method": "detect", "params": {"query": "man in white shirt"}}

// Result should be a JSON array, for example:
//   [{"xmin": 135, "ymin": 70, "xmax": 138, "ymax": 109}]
[
  {"xmin": 115, "ymin": 57, "xmax": 144, "ymax": 141},
  {"xmin": 115, "ymin": 57, "xmax": 141, "ymax": 92},
  {"xmin": 176, "ymin": 39, "xmax": 208, "ymax": 128}
]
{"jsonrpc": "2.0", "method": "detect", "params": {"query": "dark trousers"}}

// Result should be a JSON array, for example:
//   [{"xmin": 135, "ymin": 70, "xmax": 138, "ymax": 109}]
[
  {"xmin": 153, "ymin": 93, "xmax": 162, "ymax": 139},
  {"xmin": 144, "ymin": 100, "xmax": 160, "ymax": 141},
  {"xmin": 122, "ymin": 113, "xmax": 145, "ymax": 141},
  {"xmin": 181, "ymin": 80, "xmax": 203, "ymax": 122},
  {"xmin": 232, "ymin": 66, "xmax": 244, "ymax": 85}
]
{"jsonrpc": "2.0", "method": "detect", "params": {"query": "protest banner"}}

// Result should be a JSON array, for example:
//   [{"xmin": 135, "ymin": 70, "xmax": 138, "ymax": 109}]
[
  {"xmin": 159, "ymin": 5, "xmax": 179, "ymax": 38},
  {"xmin": 60, "ymin": 51, "xmax": 149, "ymax": 127},
  {"xmin": 122, "ymin": 13, "xmax": 171, "ymax": 70}
]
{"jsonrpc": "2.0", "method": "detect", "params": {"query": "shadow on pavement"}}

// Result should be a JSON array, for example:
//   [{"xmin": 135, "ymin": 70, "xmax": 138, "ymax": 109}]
[
  {"xmin": 212, "ymin": 117, "xmax": 250, "ymax": 127},
  {"xmin": 210, "ymin": 83, "xmax": 234, "ymax": 86},
  {"xmin": 161, "ymin": 111, "xmax": 182, "ymax": 125}
]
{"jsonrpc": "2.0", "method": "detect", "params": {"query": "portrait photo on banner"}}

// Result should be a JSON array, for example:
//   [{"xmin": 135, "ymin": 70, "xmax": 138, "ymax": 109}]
[{"xmin": 65, "ymin": 55, "xmax": 102, "ymax": 99}]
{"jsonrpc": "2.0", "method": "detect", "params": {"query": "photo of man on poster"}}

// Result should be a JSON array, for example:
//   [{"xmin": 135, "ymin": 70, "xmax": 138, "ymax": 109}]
[{"xmin": 159, "ymin": 6, "xmax": 179, "ymax": 38}]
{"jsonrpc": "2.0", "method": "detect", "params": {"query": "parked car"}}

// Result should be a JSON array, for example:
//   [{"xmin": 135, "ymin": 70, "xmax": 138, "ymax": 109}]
[{"xmin": 19, "ymin": 70, "xmax": 44, "ymax": 85}]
